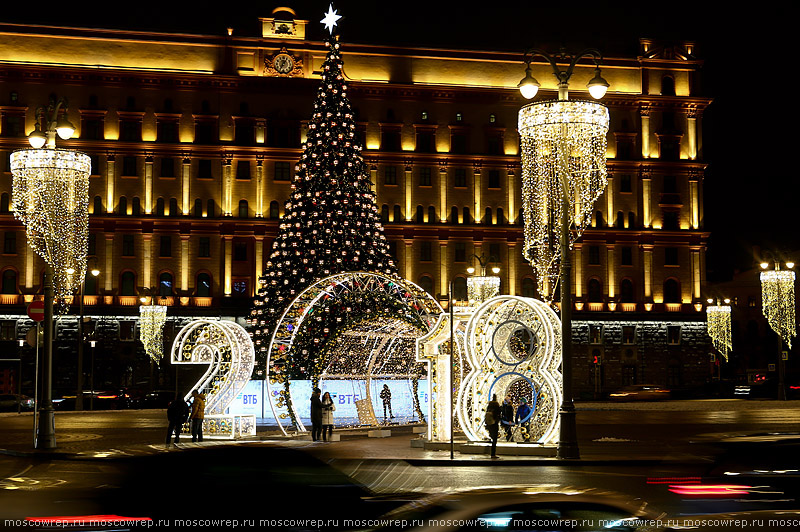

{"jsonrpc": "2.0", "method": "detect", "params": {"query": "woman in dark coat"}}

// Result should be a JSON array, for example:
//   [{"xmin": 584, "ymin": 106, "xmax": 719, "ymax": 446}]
[
  {"xmin": 165, "ymin": 395, "xmax": 189, "ymax": 445},
  {"xmin": 485, "ymin": 394, "xmax": 502, "ymax": 459},
  {"xmin": 321, "ymin": 391, "xmax": 335, "ymax": 442},
  {"xmin": 501, "ymin": 395, "xmax": 514, "ymax": 442},
  {"xmin": 310, "ymin": 388, "xmax": 323, "ymax": 441}
]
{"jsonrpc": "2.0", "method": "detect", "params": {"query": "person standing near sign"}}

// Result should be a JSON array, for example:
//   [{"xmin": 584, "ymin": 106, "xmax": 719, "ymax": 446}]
[
  {"xmin": 515, "ymin": 397, "xmax": 532, "ymax": 442},
  {"xmin": 380, "ymin": 384, "xmax": 393, "ymax": 421},
  {"xmin": 310, "ymin": 388, "xmax": 323, "ymax": 441},
  {"xmin": 485, "ymin": 394, "xmax": 502, "ymax": 459},
  {"xmin": 189, "ymin": 390, "xmax": 205, "ymax": 443},
  {"xmin": 165, "ymin": 394, "xmax": 189, "ymax": 446},
  {"xmin": 501, "ymin": 395, "xmax": 514, "ymax": 442},
  {"xmin": 321, "ymin": 391, "xmax": 335, "ymax": 442}
]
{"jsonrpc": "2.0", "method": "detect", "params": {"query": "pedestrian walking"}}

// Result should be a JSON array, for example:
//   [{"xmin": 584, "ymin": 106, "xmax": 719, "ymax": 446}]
[
  {"xmin": 321, "ymin": 391, "xmax": 335, "ymax": 442},
  {"xmin": 380, "ymin": 384, "xmax": 393, "ymax": 420},
  {"xmin": 189, "ymin": 390, "xmax": 206, "ymax": 443},
  {"xmin": 165, "ymin": 394, "xmax": 189, "ymax": 445},
  {"xmin": 501, "ymin": 395, "xmax": 514, "ymax": 442},
  {"xmin": 515, "ymin": 397, "xmax": 532, "ymax": 442},
  {"xmin": 310, "ymin": 387, "xmax": 323, "ymax": 441},
  {"xmin": 485, "ymin": 394, "xmax": 502, "ymax": 459}
]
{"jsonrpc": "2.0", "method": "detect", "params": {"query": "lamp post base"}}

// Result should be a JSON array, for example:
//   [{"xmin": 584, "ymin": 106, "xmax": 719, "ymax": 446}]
[
  {"xmin": 36, "ymin": 405, "xmax": 56, "ymax": 449},
  {"xmin": 557, "ymin": 404, "xmax": 580, "ymax": 460}
]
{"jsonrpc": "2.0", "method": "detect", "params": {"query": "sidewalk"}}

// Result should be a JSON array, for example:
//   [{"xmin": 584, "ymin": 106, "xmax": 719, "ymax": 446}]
[
  {"xmin": 2, "ymin": 399, "xmax": 797, "ymax": 464},
  {"xmin": 0, "ymin": 424, "xmax": 709, "ymax": 465}
]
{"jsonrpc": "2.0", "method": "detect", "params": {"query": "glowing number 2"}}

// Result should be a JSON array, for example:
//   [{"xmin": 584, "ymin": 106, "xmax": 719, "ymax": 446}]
[{"xmin": 170, "ymin": 319, "xmax": 257, "ymax": 439}]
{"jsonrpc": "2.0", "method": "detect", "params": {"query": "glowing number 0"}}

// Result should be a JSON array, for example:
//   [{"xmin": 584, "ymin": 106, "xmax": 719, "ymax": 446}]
[
  {"xmin": 170, "ymin": 319, "xmax": 257, "ymax": 439},
  {"xmin": 457, "ymin": 296, "xmax": 562, "ymax": 445}
]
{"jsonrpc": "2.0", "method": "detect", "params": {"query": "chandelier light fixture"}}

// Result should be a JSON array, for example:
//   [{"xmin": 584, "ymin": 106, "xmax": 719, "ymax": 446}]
[
  {"xmin": 705, "ymin": 299, "xmax": 732, "ymax": 361},
  {"xmin": 519, "ymin": 98, "xmax": 609, "ymax": 301},
  {"xmin": 760, "ymin": 263, "xmax": 796, "ymax": 349},
  {"xmin": 11, "ymin": 98, "xmax": 89, "ymax": 306},
  {"xmin": 466, "ymin": 254, "xmax": 501, "ymax": 306},
  {"xmin": 140, "ymin": 302, "xmax": 168, "ymax": 363},
  {"xmin": 467, "ymin": 276, "xmax": 501, "ymax": 305}
]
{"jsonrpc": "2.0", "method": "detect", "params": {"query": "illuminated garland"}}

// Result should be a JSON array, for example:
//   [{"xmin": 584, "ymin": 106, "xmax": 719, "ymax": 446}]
[
  {"xmin": 705, "ymin": 304, "xmax": 732, "ymax": 361},
  {"xmin": 10, "ymin": 148, "xmax": 91, "ymax": 305},
  {"xmin": 518, "ymin": 100, "xmax": 608, "ymax": 301},
  {"xmin": 139, "ymin": 304, "xmax": 167, "ymax": 363},
  {"xmin": 761, "ymin": 270, "xmax": 797, "ymax": 348}
]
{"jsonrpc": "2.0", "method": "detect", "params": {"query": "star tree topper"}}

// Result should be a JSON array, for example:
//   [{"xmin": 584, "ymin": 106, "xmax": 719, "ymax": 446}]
[{"xmin": 321, "ymin": 4, "xmax": 342, "ymax": 34}]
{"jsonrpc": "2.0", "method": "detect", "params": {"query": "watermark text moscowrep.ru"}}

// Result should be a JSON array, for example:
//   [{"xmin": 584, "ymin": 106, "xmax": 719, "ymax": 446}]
[{"xmin": 10, "ymin": 516, "xmax": 800, "ymax": 529}]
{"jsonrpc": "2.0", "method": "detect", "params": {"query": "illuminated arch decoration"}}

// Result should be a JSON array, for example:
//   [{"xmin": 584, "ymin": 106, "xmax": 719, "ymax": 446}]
[
  {"xmin": 266, "ymin": 272, "xmax": 443, "ymax": 435},
  {"xmin": 458, "ymin": 296, "xmax": 562, "ymax": 445},
  {"xmin": 170, "ymin": 320, "xmax": 256, "ymax": 439}
]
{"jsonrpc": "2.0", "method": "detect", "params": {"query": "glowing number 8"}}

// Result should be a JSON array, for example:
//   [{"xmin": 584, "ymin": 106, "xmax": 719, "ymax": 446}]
[{"xmin": 457, "ymin": 296, "xmax": 562, "ymax": 445}]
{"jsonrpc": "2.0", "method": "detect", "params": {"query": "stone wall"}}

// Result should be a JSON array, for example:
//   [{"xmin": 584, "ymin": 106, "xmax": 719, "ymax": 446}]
[{"xmin": 572, "ymin": 318, "xmax": 711, "ymax": 399}]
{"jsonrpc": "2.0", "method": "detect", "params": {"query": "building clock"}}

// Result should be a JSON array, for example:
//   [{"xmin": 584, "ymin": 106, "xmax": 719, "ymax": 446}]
[
  {"xmin": 266, "ymin": 48, "xmax": 302, "ymax": 77},
  {"xmin": 274, "ymin": 53, "xmax": 294, "ymax": 74}
]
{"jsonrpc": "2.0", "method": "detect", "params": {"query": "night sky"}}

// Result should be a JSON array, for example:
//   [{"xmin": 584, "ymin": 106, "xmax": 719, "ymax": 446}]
[{"xmin": 2, "ymin": 1, "xmax": 794, "ymax": 281}]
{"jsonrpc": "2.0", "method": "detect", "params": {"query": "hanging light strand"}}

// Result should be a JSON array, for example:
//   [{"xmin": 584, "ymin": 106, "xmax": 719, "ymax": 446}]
[
  {"xmin": 706, "ymin": 304, "xmax": 732, "ymax": 361},
  {"xmin": 518, "ymin": 100, "xmax": 609, "ymax": 302},
  {"xmin": 140, "ymin": 304, "xmax": 167, "ymax": 363},
  {"xmin": 761, "ymin": 269, "xmax": 796, "ymax": 348}
]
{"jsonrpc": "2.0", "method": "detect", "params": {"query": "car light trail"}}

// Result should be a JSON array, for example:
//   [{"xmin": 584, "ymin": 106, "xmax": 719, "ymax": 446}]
[{"xmin": 668, "ymin": 484, "xmax": 753, "ymax": 496}]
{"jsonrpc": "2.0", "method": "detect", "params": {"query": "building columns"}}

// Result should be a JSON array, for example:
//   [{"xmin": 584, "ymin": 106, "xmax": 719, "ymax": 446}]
[
  {"xmin": 105, "ymin": 155, "xmax": 116, "ymax": 214},
  {"xmin": 182, "ymin": 157, "xmax": 191, "ymax": 215},
  {"xmin": 144, "ymin": 156, "xmax": 153, "ymax": 214}
]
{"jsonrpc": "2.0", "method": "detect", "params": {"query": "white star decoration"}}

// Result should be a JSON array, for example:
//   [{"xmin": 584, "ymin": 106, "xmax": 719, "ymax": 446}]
[{"xmin": 320, "ymin": 4, "xmax": 342, "ymax": 34}]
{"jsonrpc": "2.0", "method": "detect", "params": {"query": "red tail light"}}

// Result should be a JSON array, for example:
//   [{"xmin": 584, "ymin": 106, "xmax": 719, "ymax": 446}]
[{"xmin": 668, "ymin": 484, "xmax": 752, "ymax": 496}]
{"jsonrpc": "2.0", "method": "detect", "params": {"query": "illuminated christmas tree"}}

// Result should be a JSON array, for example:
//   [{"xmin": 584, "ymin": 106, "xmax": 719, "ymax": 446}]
[{"xmin": 249, "ymin": 22, "xmax": 400, "ymax": 380}]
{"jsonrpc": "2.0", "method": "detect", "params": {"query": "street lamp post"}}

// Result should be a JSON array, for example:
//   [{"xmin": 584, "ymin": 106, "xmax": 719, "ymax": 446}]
[
  {"xmin": 89, "ymin": 338, "xmax": 97, "ymax": 411},
  {"xmin": 448, "ymin": 278, "xmax": 455, "ymax": 460},
  {"xmin": 73, "ymin": 261, "xmax": 99, "ymax": 411},
  {"xmin": 17, "ymin": 339, "xmax": 24, "ymax": 414},
  {"xmin": 11, "ymin": 96, "xmax": 89, "ymax": 449},
  {"xmin": 760, "ymin": 259, "xmax": 795, "ymax": 401},
  {"xmin": 139, "ymin": 287, "xmax": 168, "ymax": 391},
  {"xmin": 517, "ymin": 48, "xmax": 610, "ymax": 460}
]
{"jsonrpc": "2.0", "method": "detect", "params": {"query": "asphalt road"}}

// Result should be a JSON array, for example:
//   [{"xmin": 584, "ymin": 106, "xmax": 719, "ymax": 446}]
[{"xmin": 1, "ymin": 400, "xmax": 799, "ymax": 529}]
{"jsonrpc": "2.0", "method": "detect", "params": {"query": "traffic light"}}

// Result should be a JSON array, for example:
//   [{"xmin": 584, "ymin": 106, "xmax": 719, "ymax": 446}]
[{"xmin": 592, "ymin": 353, "xmax": 602, "ymax": 365}]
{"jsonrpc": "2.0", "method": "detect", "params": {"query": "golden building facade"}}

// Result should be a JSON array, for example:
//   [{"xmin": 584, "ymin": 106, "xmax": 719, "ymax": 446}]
[{"xmin": 0, "ymin": 10, "xmax": 713, "ymax": 395}]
